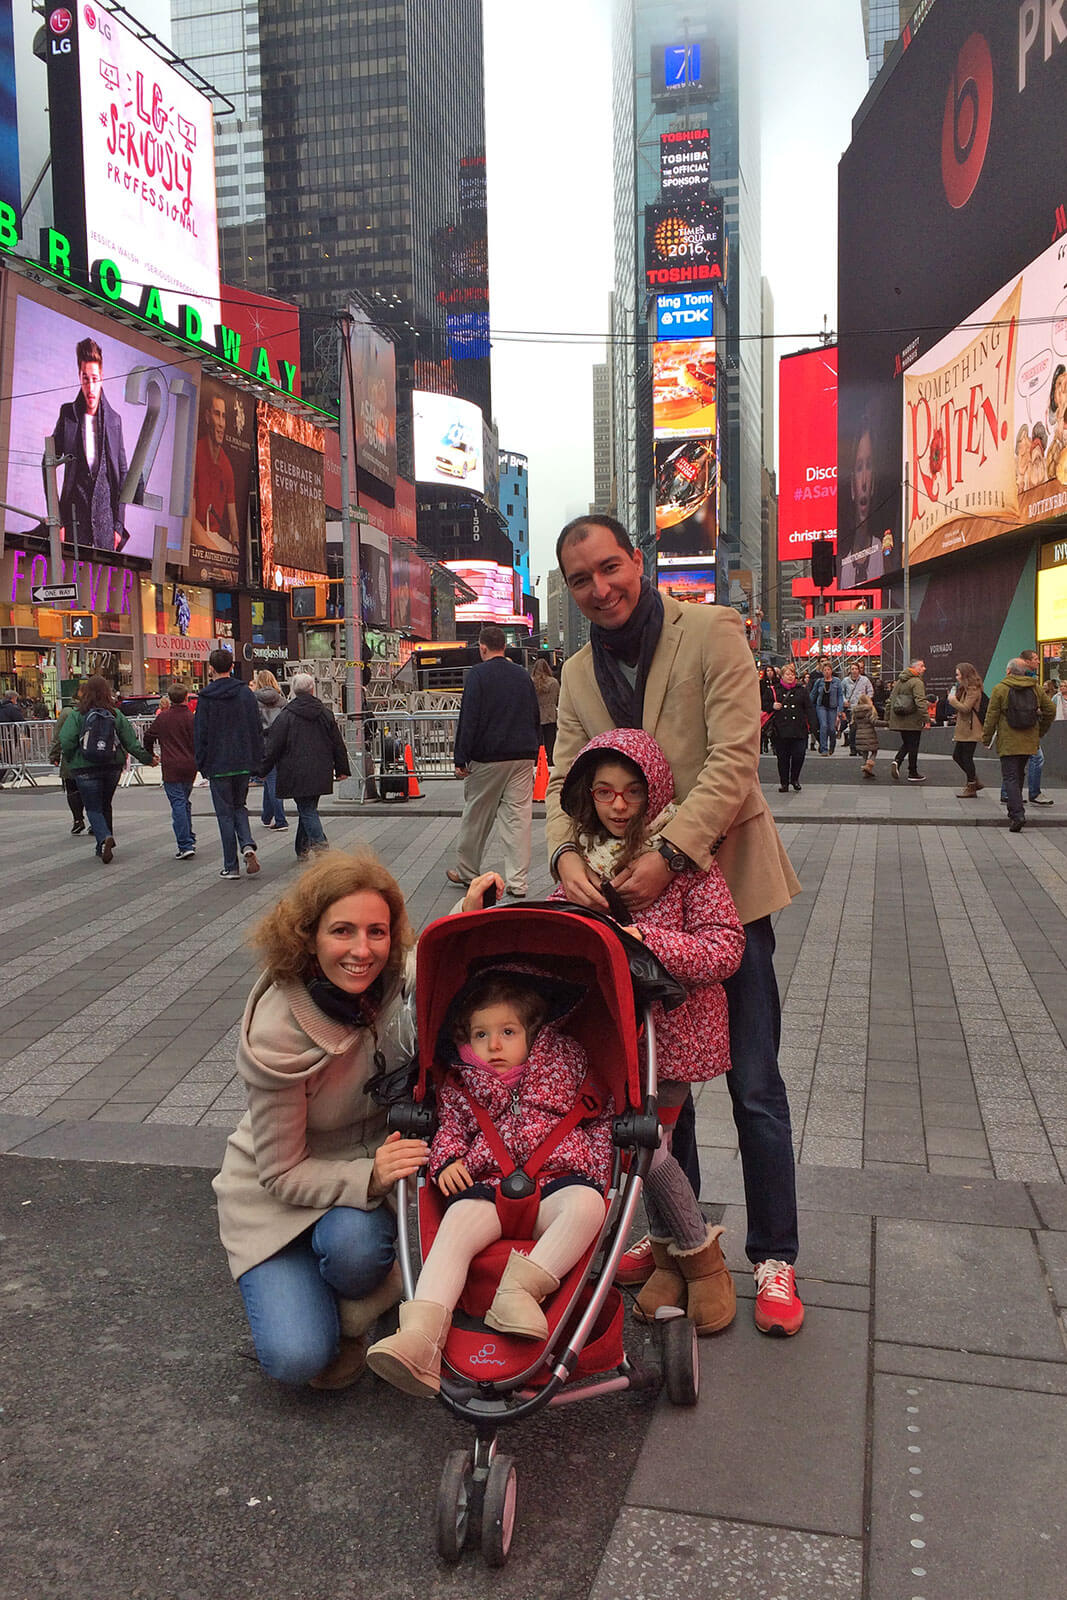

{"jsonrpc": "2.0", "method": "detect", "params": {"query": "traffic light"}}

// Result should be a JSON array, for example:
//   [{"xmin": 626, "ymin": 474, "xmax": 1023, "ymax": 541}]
[
  {"xmin": 290, "ymin": 584, "xmax": 327, "ymax": 621},
  {"xmin": 64, "ymin": 611, "xmax": 98, "ymax": 639}
]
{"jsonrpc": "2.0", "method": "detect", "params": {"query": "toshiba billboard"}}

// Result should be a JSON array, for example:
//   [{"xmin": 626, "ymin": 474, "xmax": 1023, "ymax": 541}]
[{"xmin": 777, "ymin": 346, "xmax": 837, "ymax": 560}]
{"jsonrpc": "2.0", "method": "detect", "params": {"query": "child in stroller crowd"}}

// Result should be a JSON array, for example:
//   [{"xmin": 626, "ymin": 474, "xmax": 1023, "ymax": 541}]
[
  {"xmin": 556, "ymin": 728, "xmax": 746, "ymax": 1334},
  {"xmin": 367, "ymin": 971, "xmax": 613, "ymax": 1399}
]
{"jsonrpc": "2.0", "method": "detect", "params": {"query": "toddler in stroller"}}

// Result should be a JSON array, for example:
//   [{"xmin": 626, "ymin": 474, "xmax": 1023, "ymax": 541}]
[{"xmin": 367, "ymin": 968, "xmax": 613, "ymax": 1398}]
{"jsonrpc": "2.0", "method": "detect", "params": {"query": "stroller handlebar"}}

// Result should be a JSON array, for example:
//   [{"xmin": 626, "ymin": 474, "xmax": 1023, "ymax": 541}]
[{"xmin": 490, "ymin": 900, "xmax": 688, "ymax": 1014}]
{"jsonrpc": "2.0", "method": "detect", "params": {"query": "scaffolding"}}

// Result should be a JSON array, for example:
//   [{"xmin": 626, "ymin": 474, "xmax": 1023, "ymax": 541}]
[{"xmin": 784, "ymin": 609, "xmax": 907, "ymax": 678}]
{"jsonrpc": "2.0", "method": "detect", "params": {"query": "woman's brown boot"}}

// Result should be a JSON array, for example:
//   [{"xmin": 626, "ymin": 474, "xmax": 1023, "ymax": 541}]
[
  {"xmin": 633, "ymin": 1237, "xmax": 686, "ymax": 1322},
  {"xmin": 366, "ymin": 1300, "xmax": 451, "ymax": 1398},
  {"xmin": 670, "ymin": 1224, "xmax": 736, "ymax": 1334},
  {"xmin": 956, "ymin": 781, "xmax": 979, "ymax": 798}
]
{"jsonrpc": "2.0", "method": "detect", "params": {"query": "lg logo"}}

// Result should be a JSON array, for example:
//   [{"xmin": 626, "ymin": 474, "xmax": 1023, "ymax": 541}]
[
  {"xmin": 48, "ymin": 7, "xmax": 72, "ymax": 32},
  {"xmin": 941, "ymin": 32, "xmax": 993, "ymax": 210}
]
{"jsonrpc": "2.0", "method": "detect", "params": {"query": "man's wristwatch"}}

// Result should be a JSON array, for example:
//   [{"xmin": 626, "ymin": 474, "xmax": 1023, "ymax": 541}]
[{"xmin": 657, "ymin": 839, "xmax": 689, "ymax": 873}]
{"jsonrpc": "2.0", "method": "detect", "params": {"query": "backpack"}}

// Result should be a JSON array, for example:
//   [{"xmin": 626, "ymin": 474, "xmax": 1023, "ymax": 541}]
[
  {"xmin": 890, "ymin": 683, "xmax": 915, "ymax": 718},
  {"xmin": 1004, "ymin": 684, "xmax": 1038, "ymax": 731},
  {"xmin": 976, "ymin": 690, "xmax": 990, "ymax": 724},
  {"xmin": 80, "ymin": 707, "xmax": 119, "ymax": 764}
]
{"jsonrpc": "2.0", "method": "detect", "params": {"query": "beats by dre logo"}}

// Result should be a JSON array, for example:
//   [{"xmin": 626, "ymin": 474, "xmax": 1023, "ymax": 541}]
[{"xmin": 942, "ymin": 32, "xmax": 994, "ymax": 209}]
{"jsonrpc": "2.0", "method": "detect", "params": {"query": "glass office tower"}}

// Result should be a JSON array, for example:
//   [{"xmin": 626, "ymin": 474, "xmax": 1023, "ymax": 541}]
[{"xmin": 612, "ymin": 0, "xmax": 762, "ymax": 585}]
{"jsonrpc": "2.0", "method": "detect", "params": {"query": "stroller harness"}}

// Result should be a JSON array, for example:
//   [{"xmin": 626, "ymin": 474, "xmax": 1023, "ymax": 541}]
[{"xmin": 446, "ymin": 1071, "xmax": 605, "ymax": 1236}]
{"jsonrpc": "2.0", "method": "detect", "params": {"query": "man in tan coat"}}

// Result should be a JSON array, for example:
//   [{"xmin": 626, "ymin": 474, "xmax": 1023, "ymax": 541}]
[{"xmin": 546, "ymin": 515, "xmax": 804, "ymax": 1336}]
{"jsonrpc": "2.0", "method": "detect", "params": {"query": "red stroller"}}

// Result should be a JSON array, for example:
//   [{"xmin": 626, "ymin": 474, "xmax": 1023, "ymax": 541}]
[{"xmin": 388, "ymin": 900, "xmax": 699, "ymax": 1567}]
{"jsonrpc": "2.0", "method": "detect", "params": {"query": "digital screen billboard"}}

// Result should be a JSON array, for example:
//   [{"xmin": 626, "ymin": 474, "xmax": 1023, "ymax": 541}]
[
  {"xmin": 1037, "ymin": 565, "xmax": 1067, "ymax": 643},
  {"xmin": 838, "ymin": 0, "xmax": 1067, "ymax": 589},
  {"xmin": 185, "ymin": 376, "xmax": 254, "ymax": 587},
  {"xmin": 413, "ymin": 391, "xmax": 485, "ymax": 494},
  {"xmin": 359, "ymin": 524, "xmax": 391, "ymax": 629},
  {"xmin": 445, "ymin": 560, "xmax": 528, "ymax": 628},
  {"xmin": 431, "ymin": 214, "xmax": 489, "ymax": 307},
  {"xmin": 653, "ymin": 340, "xmax": 716, "ymax": 439},
  {"xmin": 650, "ymin": 39, "xmax": 718, "ymax": 106},
  {"xmin": 44, "ymin": 0, "xmax": 221, "ymax": 329},
  {"xmin": 656, "ymin": 557, "xmax": 716, "ymax": 605},
  {"xmin": 446, "ymin": 311, "xmax": 491, "ymax": 361},
  {"xmin": 220, "ymin": 284, "xmax": 301, "ymax": 398},
  {"xmin": 656, "ymin": 289, "xmax": 715, "ymax": 341},
  {"xmin": 256, "ymin": 403, "xmax": 327, "ymax": 589},
  {"xmin": 655, "ymin": 438, "xmax": 717, "ymax": 558},
  {"xmin": 0, "ymin": 0, "xmax": 18, "ymax": 229},
  {"xmin": 391, "ymin": 541, "xmax": 432, "ymax": 637},
  {"xmin": 645, "ymin": 197, "xmax": 724, "ymax": 290},
  {"xmin": 778, "ymin": 347, "xmax": 838, "ymax": 560},
  {"xmin": 2, "ymin": 279, "xmax": 199, "ymax": 561},
  {"xmin": 347, "ymin": 305, "xmax": 397, "ymax": 489},
  {"xmin": 660, "ymin": 129, "xmax": 710, "ymax": 195}
]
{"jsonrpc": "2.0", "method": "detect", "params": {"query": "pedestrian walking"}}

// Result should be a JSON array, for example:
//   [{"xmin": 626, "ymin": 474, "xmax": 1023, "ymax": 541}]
[
  {"xmin": 58, "ymin": 674, "xmax": 154, "ymax": 863},
  {"xmin": 546, "ymin": 514, "xmax": 805, "ymax": 1337},
  {"xmin": 0, "ymin": 690, "xmax": 25, "ymax": 724},
  {"xmin": 49, "ymin": 705, "xmax": 86, "ymax": 834},
  {"xmin": 767, "ymin": 662, "xmax": 816, "ymax": 791},
  {"xmin": 144, "ymin": 685, "xmax": 199, "ymax": 859},
  {"xmin": 812, "ymin": 664, "xmax": 845, "ymax": 755},
  {"xmin": 947, "ymin": 663, "xmax": 985, "ymax": 798},
  {"xmin": 1019, "ymin": 650, "xmax": 1053, "ymax": 807},
  {"xmin": 841, "ymin": 663, "xmax": 874, "ymax": 754},
  {"xmin": 252, "ymin": 670, "xmax": 288, "ymax": 830},
  {"xmin": 193, "ymin": 649, "xmax": 264, "ymax": 879},
  {"xmin": 982, "ymin": 657, "xmax": 1056, "ymax": 832},
  {"xmin": 1056, "ymin": 682, "xmax": 1067, "ymax": 721},
  {"xmin": 448, "ymin": 624, "xmax": 540, "ymax": 899},
  {"xmin": 886, "ymin": 659, "xmax": 929, "ymax": 782},
  {"xmin": 262, "ymin": 673, "xmax": 351, "ymax": 860},
  {"xmin": 530, "ymin": 657, "xmax": 560, "ymax": 766},
  {"xmin": 852, "ymin": 692, "xmax": 879, "ymax": 777}
]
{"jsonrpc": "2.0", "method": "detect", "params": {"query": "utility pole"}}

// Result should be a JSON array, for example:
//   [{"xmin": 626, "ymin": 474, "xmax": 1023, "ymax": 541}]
[
  {"xmin": 336, "ymin": 314, "xmax": 366, "ymax": 800},
  {"xmin": 902, "ymin": 463, "xmax": 911, "ymax": 668}
]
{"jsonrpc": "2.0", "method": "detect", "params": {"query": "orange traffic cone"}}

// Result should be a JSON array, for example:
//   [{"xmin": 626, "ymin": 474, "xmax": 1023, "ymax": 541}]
[
  {"xmin": 532, "ymin": 745, "xmax": 549, "ymax": 802},
  {"xmin": 403, "ymin": 743, "xmax": 422, "ymax": 799}
]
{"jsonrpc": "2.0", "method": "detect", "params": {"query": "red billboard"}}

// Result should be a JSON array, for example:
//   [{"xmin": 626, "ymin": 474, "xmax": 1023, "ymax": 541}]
[{"xmin": 778, "ymin": 346, "xmax": 837, "ymax": 560}]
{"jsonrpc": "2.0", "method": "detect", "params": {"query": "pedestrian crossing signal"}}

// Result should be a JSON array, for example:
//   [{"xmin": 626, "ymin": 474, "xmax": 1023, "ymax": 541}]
[{"xmin": 64, "ymin": 611, "xmax": 98, "ymax": 639}]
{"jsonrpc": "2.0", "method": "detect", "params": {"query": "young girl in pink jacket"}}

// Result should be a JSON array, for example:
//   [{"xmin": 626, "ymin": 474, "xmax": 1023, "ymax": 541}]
[{"xmin": 556, "ymin": 728, "xmax": 745, "ymax": 1334}]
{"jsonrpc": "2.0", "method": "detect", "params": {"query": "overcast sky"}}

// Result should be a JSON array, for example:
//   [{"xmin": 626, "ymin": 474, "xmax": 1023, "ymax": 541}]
[{"xmin": 482, "ymin": 0, "xmax": 870, "ymax": 595}]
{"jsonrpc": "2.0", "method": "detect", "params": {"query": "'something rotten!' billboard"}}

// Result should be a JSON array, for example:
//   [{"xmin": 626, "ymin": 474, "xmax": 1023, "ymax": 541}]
[
  {"xmin": 778, "ymin": 347, "xmax": 837, "ymax": 561},
  {"xmin": 837, "ymin": 0, "xmax": 1067, "ymax": 589}
]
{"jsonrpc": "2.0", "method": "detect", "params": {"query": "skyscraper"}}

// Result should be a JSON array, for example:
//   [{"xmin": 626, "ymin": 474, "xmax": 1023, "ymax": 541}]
[
  {"xmin": 860, "ymin": 1, "xmax": 914, "ymax": 84},
  {"xmin": 611, "ymin": 0, "xmax": 762, "ymax": 590}
]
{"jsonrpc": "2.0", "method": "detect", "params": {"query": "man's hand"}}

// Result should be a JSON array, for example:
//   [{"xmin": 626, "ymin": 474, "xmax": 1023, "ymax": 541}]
[
  {"xmin": 462, "ymin": 871, "xmax": 504, "ymax": 912},
  {"xmin": 150, "ymin": 756, "xmax": 160, "ymax": 767},
  {"xmin": 612, "ymin": 850, "xmax": 672, "ymax": 913},
  {"xmin": 368, "ymin": 1129, "xmax": 429, "ymax": 1198},
  {"xmin": 437, "ymin": 1159, "xmax": 474, "ymax": 1197},
  {"xmin": 454, "ymin": 766, "xmax": 469, "ymax": 779},
  {"xmin": 557, "ymin": 851, "xmax": 609, "ymax": 910}
]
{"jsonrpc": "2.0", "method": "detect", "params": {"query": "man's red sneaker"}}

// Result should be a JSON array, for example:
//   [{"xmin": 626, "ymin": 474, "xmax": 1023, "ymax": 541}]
[
  {"xmin": 615, "ymin": 1234, "xmax": 655, "ymax": 1286},
  {"xmin": 753, "ymin": 1259, "xmax": 804, "ymax": 1336}
]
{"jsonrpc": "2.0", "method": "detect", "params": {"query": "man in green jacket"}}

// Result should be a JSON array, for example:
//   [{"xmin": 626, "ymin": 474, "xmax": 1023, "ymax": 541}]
[
  {"xmin": 886, "ymin": 659, "xmax": 929, "ymax": 783},
  {"xmin": 982, "ymin": 658, "xmax": 1056, "ymax": 832}
]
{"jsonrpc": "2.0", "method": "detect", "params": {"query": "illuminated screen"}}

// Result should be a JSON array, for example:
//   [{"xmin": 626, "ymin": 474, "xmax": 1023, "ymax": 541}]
[
  {"xmin": 653, "ymin": 339, "xmax": 716, "ymax": 439},
  {"xmin": 655, "ymin": 437, "xmax": 717, "ymax": 561},
  {"xmin": 656, "ymin": 290, "xmax": 715, "ymax": 341},
  {"xmin": 256, "ymin": 402, "xmax": 327, "ymax": 590},
  {"xmin": 444, "ymin": 560, "xmax": 527, "ymax": 627},
  {"xmin": 46, "ymin": 0, "xmax": 220, "ymax": 328},
  {"xmin": 3, "ymin": 281, "xmax": 199, "ymax": 561},
  {"xmin": 656, "ymin": 559, "xmax": 715, "ymax": 605},
  {"xmin": 778, "ymin": 347, "xmax": 838, "ymax": 560},
  {"xmin": 185, "ymin": 375, "xmax": 254, "ymax": 587},
  {"xmin": 645, "ymin": 197, "xmax": 724, "ymax": 290},
  {"xmin": 660, "ymin": 128, "xmax": 710, "ymax": 194},
  {"xmin": 348, "ymin": 306, "xmax": 397, "ymax": 489},
  {"xmin": 1037, "ymin": 566, "xmax": 1067, "ymax": 641},
  {"xmin": 413, "ymin": 391, "xmax": 485, "ymax": 494}
]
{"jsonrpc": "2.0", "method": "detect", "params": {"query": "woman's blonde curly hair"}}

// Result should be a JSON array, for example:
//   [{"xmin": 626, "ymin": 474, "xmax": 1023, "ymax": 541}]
[{"xmin": 249, "ymin": 849, "xmax": 413, "ymax": 986}]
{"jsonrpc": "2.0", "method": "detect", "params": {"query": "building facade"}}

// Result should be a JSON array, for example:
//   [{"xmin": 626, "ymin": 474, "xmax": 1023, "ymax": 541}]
[
  {"xmin": 591, "ymin": 355, "xmax": 615, "ymax": 513},
  {"xmin": 498, "ymin": 451, "xmax": 530, "ymax": 597},
  {"xmin": 860, "ymin": 1, "xmax": 913, "ymax": 84}
]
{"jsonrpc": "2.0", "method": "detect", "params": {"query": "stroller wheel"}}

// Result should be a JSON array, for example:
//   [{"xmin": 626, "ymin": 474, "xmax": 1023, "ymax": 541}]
[
  {"xmin": 480, "ymin": 1454, "xmax": 517, "ymax": 1568},
  {"xmin": 661, "ymin": 1311, "xmax": 699, "ymax": 1406},
  {"xmin": 436, "ymin": 1449, "xmax": 475, "ymax": 1563}
]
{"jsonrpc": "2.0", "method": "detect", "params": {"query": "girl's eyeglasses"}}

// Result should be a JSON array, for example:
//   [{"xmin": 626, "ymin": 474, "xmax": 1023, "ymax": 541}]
[{"xmin": 591, "ymin": 783, "xmax": 645, "ymax": 804}]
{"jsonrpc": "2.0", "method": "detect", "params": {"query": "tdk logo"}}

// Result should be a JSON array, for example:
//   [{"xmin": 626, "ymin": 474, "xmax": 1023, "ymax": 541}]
[
  {"xmin": 806, "ymin": 465, "xmax": 837, "ymax": 482},
  {"xmin": 662, "ymin": 309, "xmax": 711, "ymax": 326}
]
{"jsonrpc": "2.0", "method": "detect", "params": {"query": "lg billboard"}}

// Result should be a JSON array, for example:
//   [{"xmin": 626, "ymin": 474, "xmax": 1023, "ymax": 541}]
[
  {"xmin": 412, "ymin": 392, "xmax": 485, "ymax": 494},
  {"xmin": 837, "ymin": 0, "xmax": 1067, "ymax": 587},
  {"xmin": 778, "ymin": 347, "xmax": 837, "ymax": 561}
]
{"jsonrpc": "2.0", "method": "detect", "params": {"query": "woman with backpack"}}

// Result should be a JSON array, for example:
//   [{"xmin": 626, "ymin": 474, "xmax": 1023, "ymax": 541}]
[
  {"xmin": 59, "ymin": 675, "xmax": 155, "ymax": 863},
  {"xmin": 947, "ymin": 663, "xmax": 986, "ymax": 798}
]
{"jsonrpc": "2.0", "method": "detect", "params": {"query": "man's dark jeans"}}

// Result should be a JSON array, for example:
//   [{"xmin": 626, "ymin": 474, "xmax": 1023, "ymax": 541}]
[
  {"xmin": 894, "ymin": 728, "xmax": 922, "ymax": 777},
  {"xmin": 73, "ymin": 766, "xmax": 121, "ymax": 852},
  {"xmin": 1000, "ymin": 753, "xmax": 1029, "ymax": 824},
  {"xmin": 209, "ymin": 774, "xmax": 255, "ymax": 871},
  {"xmin": 671, "ymin": 916, "xmax": 798, "ymax": 1265}
]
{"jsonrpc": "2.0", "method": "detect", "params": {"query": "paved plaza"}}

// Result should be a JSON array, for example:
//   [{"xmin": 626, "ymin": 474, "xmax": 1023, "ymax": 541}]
[{"xmin": 2, "ymin": 775, "xmax": 1067, "ymax": 1597}]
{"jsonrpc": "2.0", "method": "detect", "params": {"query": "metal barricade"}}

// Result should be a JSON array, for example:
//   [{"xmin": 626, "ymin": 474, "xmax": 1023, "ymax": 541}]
[{"xmin": 0, "ymin": 719, "xmax": 59, "ymax": 787}]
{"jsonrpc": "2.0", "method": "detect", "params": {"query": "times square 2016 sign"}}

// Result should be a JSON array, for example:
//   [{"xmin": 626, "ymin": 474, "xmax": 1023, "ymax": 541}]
[{"xmin": 645, "ymin": 197, "xmax": 724, "ymax": 289}]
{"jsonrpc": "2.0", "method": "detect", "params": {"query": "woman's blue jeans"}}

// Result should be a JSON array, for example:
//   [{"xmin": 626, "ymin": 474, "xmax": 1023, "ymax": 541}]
[
  {"xmin": 237, "ymin": 1205, "xmax": 397, "ymax": 1385},
  {"xmin": 73, "ymin": 766, "xmax": 121, "ymax": 851},
  {"xmin": 261, "ymin": 768, "xmax": 287, "ymax": 826},
  {"xmin": 816, "ymin": 705, "xmax": 838, "ymax": 753}
]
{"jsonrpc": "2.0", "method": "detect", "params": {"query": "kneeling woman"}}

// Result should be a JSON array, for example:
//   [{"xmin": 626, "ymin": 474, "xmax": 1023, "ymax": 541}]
[{"xmin": 213, "ymin": 852, "xmax": 485, "ymax": 1390}]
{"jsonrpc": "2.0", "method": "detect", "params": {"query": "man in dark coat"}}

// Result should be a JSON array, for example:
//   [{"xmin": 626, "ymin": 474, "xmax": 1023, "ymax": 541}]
[
  {"xmin": 262, "ymin": 673, "xmax": 350, "ymax": 859},
  {"xmin": 0, "ymin": 691, "xmax": 26, "ymax": 724},
  {"xmin": 47, "ymin": 337, "xmax": 132, "ymax": 553},
  {"xmin": 194, "ymin": 649, "xmax": 265, "ymax": 878}
]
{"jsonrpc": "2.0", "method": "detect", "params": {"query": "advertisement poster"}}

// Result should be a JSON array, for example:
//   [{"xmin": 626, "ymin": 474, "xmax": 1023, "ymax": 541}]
[
  {"xmin": 645, "ymin": 197, "xmax": 724, "ymax": 290},
  {"xmin": 652, "ymin": 340, "xmax": 716, "ymax": 439},
  {"xmin": 256, "ymin": 402, "xmax": 326, "ymax": 589},
  {"xmin": 0, "ymin": 0, "xmax": 18, "ymax": 226},
  {"xmin": 185, "ymin": 376, "xmax": 253, "ymax": 586},
  {"xmin": 412, "ymin": 391, "xmax": 485, "ymax": 493},
  {"xmin": 3, "ymin": 283, "xmax": 199, "ymax": 561},
  {"xmin": 359, "ymin": 524, "xmax": 391, "ymax": 629},
  {"xmin": 445, "ymin": 560, "xmax": 527, "ymax": 627},
  {"xmin": 908, "ymin": 544, "xmax": 1031, "ymax": 690},
  {"xmin": 409, "ymin": 552, "xmax": 432, "ymax": 638},
  {"xmin": 655, "ymin": 438, "xmax": 717, "ymax": 558},
  {"xmin": 46, "ymin": 1, "xmax": 220, "ymax": 328},
  {"xmin": 660, "ymin": 128, "xmax": 710, "ymax": 195},
  {"xmin": 348, "ymin": 306, "xmax": 397, "ymax": 488},
  {"xmin": 655, "ymin": 290, "xmax": 715, "ymax": 341},
  {"xmin": 778, "ymin": 347, "xmax": 838, "ymax": 559},
  {"xmin": 656, "ymin": 558, "xmax": 716, "ymax": 605}
]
